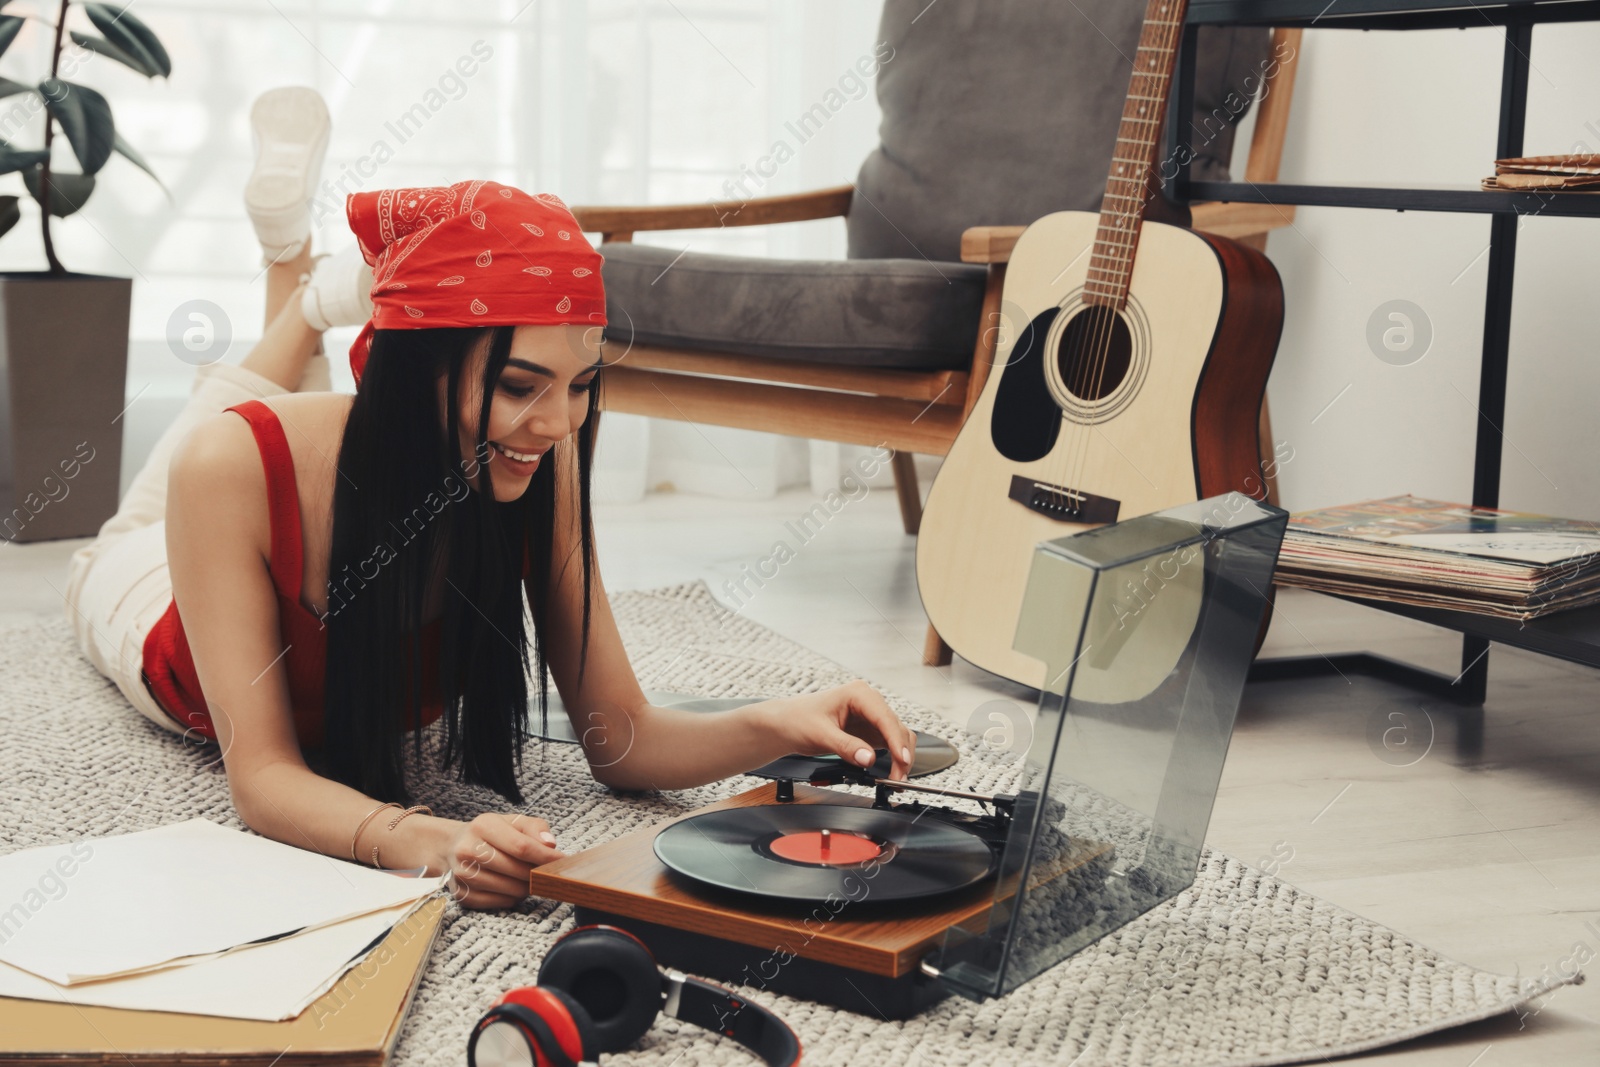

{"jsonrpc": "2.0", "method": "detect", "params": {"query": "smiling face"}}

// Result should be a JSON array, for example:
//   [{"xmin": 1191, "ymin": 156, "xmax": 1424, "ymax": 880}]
[{"xmin": 444, "ymin": 323, "xmax": 605, "ymax": 501}]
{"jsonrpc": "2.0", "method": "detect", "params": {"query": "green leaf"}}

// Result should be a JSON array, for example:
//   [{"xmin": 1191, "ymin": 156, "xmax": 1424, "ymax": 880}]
[
  {"xmin": 112, "ymin": 131, "xmax": 169, "ymax": 199},
  {"xmin": 69, "ymin": 30, "xmax": 154, "ymax": 78},
  {"xmin": 0, "ymin": 76, "xmax": 31, "ymax": 100},
  {"xmin": 84, "ymin": 3, "xmax": 169, "ymax": 78},
  {"xmin": 39, "ymin": 79, "xmax": 114, "ymax": 174},
  {"xmin": 23, "ymin": 166, "xmax": 96, "ymax": 217},
  {"xmin": 0, "ymin": 138, "xmax": 48, "ymax": 174},
  {"xmin": 0, "ymin": 16, "xmax": 23, "ymax": 60},
  {"xmin": 0, "ymin": 195, "xmax": 19, "ymax": 241}
]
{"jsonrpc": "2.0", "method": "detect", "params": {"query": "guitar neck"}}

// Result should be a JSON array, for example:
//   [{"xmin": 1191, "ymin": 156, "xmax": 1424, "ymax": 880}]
[{"xmin": 1088, "ymin": 0, "xmax": 1191, "ymax": 310}]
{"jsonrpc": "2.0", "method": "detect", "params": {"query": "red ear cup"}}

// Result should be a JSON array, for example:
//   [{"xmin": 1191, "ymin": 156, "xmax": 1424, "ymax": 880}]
[
  {"xmin": 537, "ymin": 926, "xmax": 663, "ymax": 1053},
  {"xmin": 470, "ymin": 986, "xmax": 595, "ymax": 1067}
]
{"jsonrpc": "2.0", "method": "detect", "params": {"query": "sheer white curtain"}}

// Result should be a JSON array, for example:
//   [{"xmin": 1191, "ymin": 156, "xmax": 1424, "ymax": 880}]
[{"xmin": 0, "ymin": 0, "xmax": 892, "ymax": 502}]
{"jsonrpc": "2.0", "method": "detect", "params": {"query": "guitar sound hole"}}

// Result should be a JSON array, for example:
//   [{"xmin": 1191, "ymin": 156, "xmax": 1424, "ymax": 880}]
[{"xmin": 1058, "ymin": 305, "xmax": 1132, "ymax": 402}]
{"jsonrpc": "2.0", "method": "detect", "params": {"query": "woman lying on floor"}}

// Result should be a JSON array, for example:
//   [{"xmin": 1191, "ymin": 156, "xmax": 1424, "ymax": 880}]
[{"xmin": 63, "ymin": 87, "xmax": 914, "ymax": 911}]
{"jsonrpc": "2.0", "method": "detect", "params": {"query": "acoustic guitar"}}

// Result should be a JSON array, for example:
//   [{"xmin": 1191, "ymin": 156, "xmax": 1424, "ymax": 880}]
[{"xmin": 915, "ymin": 0, "xmax": 1283, "ymax": 696}]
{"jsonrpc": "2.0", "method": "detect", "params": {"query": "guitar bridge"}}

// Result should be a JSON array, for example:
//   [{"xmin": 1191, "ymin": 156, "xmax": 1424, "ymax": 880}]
[{"xmin": 1007, "ymin": 475, "xmax": 1120, "ymax": 523}]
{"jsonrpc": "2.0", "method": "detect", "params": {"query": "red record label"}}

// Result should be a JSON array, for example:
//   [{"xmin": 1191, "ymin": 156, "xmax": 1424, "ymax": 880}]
[{"xmin": 767, "ymin": 829, "xmax": 883, "ymax": 866}]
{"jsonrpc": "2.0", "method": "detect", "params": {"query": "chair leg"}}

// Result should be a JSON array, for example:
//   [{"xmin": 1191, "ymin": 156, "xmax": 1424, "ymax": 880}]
[
  {"xmin": 890, "ymin": 450, "xmax": 922, "ymax": 535},
  {"xmin": 924, "ymin": 621, "xmax": 953, "ymax": 667}
]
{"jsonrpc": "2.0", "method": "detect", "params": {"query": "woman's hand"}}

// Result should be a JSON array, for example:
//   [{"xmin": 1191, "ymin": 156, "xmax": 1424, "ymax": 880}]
[
  {"xmin": 753, "ymin": 680, "xmax": 917, "ymax": 780},
  {"xmin": 444, "ymin": 812, "xmax": 566, "ymax": 910}
]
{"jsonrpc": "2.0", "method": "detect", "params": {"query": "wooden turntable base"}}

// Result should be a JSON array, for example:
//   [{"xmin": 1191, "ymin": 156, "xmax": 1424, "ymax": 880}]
[{"xmin": 527, "ymin": 781, "xmax": 1112, "ymax": 1017}]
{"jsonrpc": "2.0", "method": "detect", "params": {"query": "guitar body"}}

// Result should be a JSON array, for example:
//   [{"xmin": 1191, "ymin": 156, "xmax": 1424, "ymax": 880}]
[{"xmin": 916, "ymin": 210, "xmax": 1283, "ymax": 692}]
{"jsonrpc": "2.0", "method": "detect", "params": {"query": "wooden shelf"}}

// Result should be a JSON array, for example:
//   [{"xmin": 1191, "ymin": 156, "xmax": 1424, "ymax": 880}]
[
  {"xmin": 1178, "ymin": 0, "xmax": 1600, "ymax": 719},
  {"xmin": 1189, "ymin": 180, "xmax": 1600, "ymax": 218},
  {"xmin": 1187, "ymin": 0, "xmax": 1600, "ymax": 30},
  {"xmin": 1325, "ymin": 593, "xmax": 1600, "ymax": 671}
]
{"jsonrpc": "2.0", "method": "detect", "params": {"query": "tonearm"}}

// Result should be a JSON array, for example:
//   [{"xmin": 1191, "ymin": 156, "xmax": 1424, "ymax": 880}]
[{"xmin": 772, "ymin": 770, "xmax": 1019, "ymax": 834}]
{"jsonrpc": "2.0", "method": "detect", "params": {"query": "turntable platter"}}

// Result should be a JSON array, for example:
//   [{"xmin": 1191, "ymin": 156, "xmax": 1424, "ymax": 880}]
[{"xmin": 653, "ymin": 803, "xmax": 996, "ymax": 904}]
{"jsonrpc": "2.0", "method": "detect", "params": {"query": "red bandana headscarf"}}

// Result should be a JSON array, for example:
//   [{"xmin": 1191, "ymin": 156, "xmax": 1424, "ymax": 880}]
[{"xmin": 344, "ymin": 179, "xmax": 606, "ymax": 385}]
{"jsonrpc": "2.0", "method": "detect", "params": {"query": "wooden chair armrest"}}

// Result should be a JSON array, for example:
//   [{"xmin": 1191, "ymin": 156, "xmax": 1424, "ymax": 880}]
[
  {"xmin": 1190, "ymin": 200, "xmax": 1297, "ymax": 239},
  {"xmin": 574, "ymin": 185, "xmax": 854, "ymax": 242},
  {"xmin": 962, "ymin": 198, "xmax": 1296, "ymax": 265},
  {"xmin": 960, "ymin": 226, "xmax": 1027, "ymax": 263}
]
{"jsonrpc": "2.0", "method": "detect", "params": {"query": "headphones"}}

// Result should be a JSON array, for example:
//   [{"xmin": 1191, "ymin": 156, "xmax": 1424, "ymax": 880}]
[{"xmin": 467, "ymin": 924, "xmax": 801, "ymax": 1067}]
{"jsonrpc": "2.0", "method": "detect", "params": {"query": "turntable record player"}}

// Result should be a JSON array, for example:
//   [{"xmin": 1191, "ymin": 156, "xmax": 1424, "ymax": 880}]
[
  {"xmin": 529, "ymin": 496, "xmax": 1287, "ymax": 1016},
  {"xmin": 528, "ymin": 775, "xmax": 1112, "ymax": 1018}
]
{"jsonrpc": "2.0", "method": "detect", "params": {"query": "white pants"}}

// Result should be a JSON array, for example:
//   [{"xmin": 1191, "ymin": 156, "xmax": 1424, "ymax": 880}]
[{"xmin": 62, "ymin": 355, "xmax": 330, "ymax": 735}]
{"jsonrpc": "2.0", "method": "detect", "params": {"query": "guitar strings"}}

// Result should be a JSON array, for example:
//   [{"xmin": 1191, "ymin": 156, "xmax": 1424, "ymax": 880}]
[
  {"xmin": 1067, "ymin": 0, "xmax": 1152, "ymax": 511},
  {"xmin": 1083, "ymin": 0, "xmax": 1184, "ymax": 511},
  {"xmin": 1089, "ymin": 0, "xmax": 1180, "ymax": 418},
  {"xmin": 1065, "ymin": 0, "xmax": 1180, "ymax": 519}
]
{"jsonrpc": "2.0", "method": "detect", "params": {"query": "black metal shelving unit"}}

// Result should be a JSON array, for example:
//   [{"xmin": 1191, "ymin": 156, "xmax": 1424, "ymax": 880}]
[{"xmin": 1168, "ymin": 0, "xmax": 1600, "ymax": 750}]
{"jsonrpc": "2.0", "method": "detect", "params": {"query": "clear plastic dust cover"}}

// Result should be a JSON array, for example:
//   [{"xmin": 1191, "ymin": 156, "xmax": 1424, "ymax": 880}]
[{"xmin": 927, "ymin": 494, "xmax": 1288, "ymax": 1000}]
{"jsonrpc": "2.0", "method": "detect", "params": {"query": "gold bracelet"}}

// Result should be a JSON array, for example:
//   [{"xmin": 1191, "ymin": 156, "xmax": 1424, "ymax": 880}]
[
  {"xmin": 351, "ymin": 801, "xmax": 402, "ymax": 864},
  {"xmin": 370, "ymin": 805, "xmax": 433, "ymax": 869}
]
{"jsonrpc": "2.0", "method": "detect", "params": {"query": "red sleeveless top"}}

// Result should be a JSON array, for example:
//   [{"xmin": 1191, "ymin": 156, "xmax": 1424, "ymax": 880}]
[{"xmin": 141, "ymin": 399, "xmax": 450, "ymax": 749}]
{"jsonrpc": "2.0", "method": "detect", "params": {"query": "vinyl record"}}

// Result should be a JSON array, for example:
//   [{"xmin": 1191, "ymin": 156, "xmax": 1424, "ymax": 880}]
[
  {"xmin": 534, "ymin": 691, "xmax": 962, "ymax": 784},
  {"xmin": 652, "ymin": 696, "xmax": 768, "ymax": 714},
  {"xmin": 749, "ymin": 730, "xmax": 959, "ymax": 782},
  {"xmin": 654, "ymin": 803, "xmax": 995, "ymax": 904},
  {"xmin": 533, "ymin": 691, "xmax": 764, "ymax": 744}
]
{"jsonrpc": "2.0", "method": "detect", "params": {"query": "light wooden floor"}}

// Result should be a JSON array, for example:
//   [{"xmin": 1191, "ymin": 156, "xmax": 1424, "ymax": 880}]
[{"xmin": 5, "ymin": 485, "xmax": 1596, "ymax": 1063}]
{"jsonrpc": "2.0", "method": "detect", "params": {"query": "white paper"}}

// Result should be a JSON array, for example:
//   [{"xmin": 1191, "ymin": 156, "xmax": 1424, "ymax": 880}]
[
  {"xmin": 0, "ymin": 895, "xmax": 442, "ymax": 1021},
  {"xmin": 1388, "ymin": 531, "xmax": 1600, "ymax": 564},
  {"xmin": 0, "ymin": 818, "xmax": 448, "ymax": 985}
]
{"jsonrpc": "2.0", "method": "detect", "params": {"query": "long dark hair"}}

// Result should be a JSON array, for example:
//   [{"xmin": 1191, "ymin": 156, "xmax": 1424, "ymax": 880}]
[{"xmin": 319, "ymin": 325, "xmax": 600, "ymax": 807}]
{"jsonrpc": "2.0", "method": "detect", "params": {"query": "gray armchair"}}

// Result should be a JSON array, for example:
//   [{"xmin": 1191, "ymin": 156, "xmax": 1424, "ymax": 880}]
[{"xmin": 575, "ymin": 0, "xmax": 1300, "ymax": 665}]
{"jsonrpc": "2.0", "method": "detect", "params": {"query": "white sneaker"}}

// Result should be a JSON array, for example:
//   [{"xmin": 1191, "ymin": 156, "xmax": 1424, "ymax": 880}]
[
  {"xmin": 300, "ymin": 245, "xmax": 374, "ymax": 331},
  {"xmin": 246, "ymin": 86, "xmax": 331, "ymax": 266}
]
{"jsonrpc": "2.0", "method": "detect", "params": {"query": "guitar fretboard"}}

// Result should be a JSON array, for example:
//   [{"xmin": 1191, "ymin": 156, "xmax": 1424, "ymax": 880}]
[{"xmin": 1087, "ymin": 0, "xmax": 1191, "ymax": 309}]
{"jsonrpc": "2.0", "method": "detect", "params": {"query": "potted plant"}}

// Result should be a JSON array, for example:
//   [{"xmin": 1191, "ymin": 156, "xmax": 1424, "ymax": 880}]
[{"xmin": 0, "ymin": 0, "xmax": 168, "ymax": 542}]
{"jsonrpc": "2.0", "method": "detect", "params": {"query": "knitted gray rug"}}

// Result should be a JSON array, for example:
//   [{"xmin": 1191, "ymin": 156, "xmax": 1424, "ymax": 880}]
[{"xmin": 1, "ymin": 579, "xmax": 1578, "ymax": 1067}]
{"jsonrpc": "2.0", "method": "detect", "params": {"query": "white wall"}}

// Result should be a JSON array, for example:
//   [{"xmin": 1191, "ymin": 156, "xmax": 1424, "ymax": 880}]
[{"xmin": 1261, "ymin": 23, "xmax": 1600, "ymax": 521}]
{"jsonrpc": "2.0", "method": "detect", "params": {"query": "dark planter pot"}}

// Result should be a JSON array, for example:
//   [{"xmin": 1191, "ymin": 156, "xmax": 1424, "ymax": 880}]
[{"xmin": 0, "ymin": 272, "xmax": 131, "ymax": 543}]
